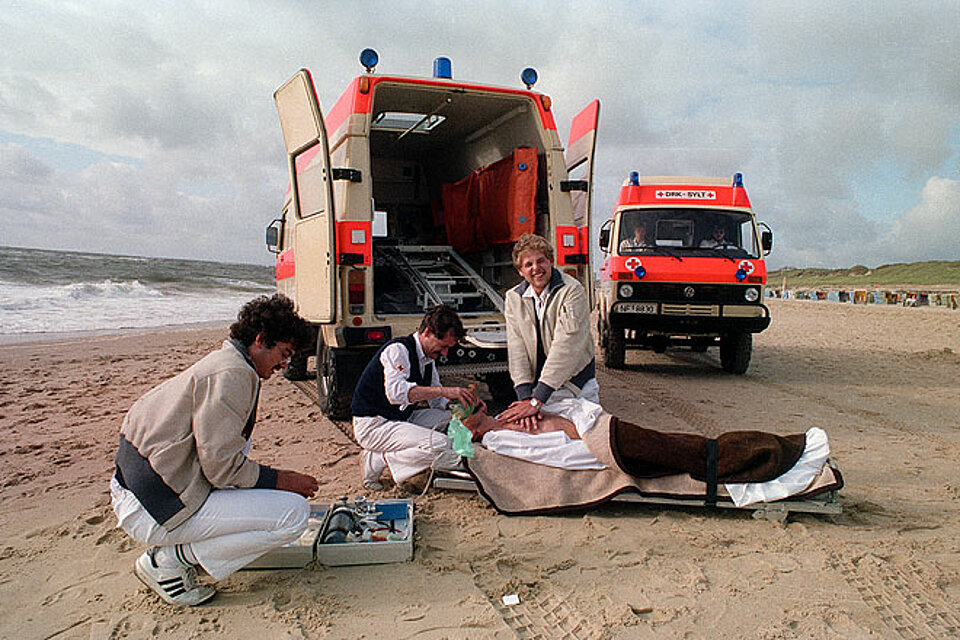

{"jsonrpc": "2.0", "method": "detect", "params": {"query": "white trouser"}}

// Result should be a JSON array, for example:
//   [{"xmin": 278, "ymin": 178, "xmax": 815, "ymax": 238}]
[
  {"xmin": 353, "ymin": 408, "xmax": 459, "ymax": 484},
  {"xmin": 110, "ymin": 476, "xmax": 309, "ymax": 580}
]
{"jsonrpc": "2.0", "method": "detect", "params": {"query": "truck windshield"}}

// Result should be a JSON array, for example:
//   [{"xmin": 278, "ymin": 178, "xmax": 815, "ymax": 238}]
[{"xmin": 618, "ymin": 209, "xmax": 759, "ymax": 258}]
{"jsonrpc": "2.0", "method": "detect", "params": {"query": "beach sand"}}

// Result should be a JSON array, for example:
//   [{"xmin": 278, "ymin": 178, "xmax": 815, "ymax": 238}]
[{"xmin": 2, "ymin": 300, "xmax": 959, "ymax": 639}]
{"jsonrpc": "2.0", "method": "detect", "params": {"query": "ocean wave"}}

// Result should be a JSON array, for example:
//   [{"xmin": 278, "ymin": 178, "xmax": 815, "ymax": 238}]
[
  {"xmin": 0, "ymin": 246, "xmax": 279, "ymax": 335},
  {"xmin": 65, "ymin": 279, "xmax": 167, "ymax": 300}
]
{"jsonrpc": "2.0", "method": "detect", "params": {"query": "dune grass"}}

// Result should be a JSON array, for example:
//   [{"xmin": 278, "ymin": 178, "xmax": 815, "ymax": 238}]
[{"xmin": 768, "ymin": 261, "xmax": 960, "ymax": 289}]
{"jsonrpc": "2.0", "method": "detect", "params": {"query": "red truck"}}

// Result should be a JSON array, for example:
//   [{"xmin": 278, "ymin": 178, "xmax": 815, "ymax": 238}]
[{"xmin": 596, "ymin": 172, "xmax": 773, "ymax": 373}]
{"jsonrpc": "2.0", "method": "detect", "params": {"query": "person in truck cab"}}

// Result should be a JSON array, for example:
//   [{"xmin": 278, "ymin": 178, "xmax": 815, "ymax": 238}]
[
  {"xmin": 351, "ymin": 304, "xmax": 483, "ymax": 490},
  {"xmin": 619, "ymin": 222, "xmax": 654, "ymax": 253},
  {"xmin": 499, "ymin": 233, "xmax": 598, "ymax": 432},
  {"xmin": 700, "ymin": 225, "xmax": 736, "ymax": 249}
]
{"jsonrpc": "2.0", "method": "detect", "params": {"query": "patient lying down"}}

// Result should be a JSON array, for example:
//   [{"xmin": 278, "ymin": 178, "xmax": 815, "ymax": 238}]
[{"xmin": 461, "ymin": 397, "xmax": 831, "ymax": 506}]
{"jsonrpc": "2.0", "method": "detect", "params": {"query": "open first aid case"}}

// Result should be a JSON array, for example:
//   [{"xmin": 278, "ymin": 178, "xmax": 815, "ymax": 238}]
[{"xmin": 245, "ymin": 497, "xmax": 414, "ymax": 570}]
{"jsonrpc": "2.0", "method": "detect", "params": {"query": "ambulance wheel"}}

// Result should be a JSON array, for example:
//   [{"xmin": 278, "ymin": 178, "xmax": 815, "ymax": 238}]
[
  {"xmin": 317, "ymin": 343, "xmax": 351, "ymax": 420},
  {"xmin": 282, "ymin": 348, "xmax": 310, "ymax": 381},
  {"xmin": 720, "ymin": 332, "xmax": 752, "ymax": 374},
  {"xmin": 604, "ymin": 324, "xmax": 626, "ymax": 369}
]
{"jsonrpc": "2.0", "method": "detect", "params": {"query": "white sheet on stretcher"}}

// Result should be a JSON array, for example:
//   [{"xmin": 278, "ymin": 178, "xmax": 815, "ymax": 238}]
[{"xmin": 483, "ymin": 398, "xmax": 830, "ymax": 507}]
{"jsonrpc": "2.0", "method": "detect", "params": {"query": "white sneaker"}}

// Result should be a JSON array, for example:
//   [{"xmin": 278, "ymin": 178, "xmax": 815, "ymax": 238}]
[
  {"xmin": 134, "ymin": 548, "xmax": 216, "ymax": 607},
  {"xmin": 361, "ymin": 449, "xmax": 386, "ymax": 490}
]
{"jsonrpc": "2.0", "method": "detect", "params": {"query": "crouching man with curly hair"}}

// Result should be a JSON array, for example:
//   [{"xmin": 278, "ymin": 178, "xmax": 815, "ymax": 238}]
[{"xmin": 111, "ymin": 294, "xmax": 318, "ymax": 606}]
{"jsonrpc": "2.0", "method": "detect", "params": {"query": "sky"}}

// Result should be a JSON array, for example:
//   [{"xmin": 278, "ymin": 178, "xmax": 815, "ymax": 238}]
[{"xmin": 1, "ymin": 1, "xmax": 958, "ymax": 269}]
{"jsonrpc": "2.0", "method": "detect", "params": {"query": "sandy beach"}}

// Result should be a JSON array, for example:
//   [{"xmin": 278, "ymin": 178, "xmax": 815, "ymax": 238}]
[{"xmin": 2, "ymin": 299, "xmax": 960, "ymax": 639}]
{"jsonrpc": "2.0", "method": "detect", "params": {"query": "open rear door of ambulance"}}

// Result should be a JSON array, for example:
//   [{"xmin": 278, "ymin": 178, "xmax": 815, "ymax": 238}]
[
  {"xmin": 274, "ymin": 69, "xmax": 337, "ymax": 324},
  {"xmin": 565, "ymin": 99, "xmax": 600, "ymax": 305}
]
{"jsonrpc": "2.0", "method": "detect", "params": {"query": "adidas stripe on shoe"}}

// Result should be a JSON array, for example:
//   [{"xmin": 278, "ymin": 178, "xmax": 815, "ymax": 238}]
[{"xmin": 134, "ymin": 548, "xmax": 216, "ymax": 607}]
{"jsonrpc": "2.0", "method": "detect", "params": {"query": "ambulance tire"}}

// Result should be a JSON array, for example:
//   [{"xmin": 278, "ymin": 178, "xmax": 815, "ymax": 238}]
[
  {"xmin": 720, "ymin": 332, "xmax": 752, "ymax": 375},
  {"xmin": 284, "ymin": 325, "xmax": 317, "ymax": 381},
  {"xmin": 282, "ymin": 349, "xmax": 310, "ymax": 381},
  {"xmin": 604, "ymin": 324, "xmax": 626, "ymax": 369},
  {"xmin": 317, "ymin": 343, "xmax": 351, "ymax": 420}
]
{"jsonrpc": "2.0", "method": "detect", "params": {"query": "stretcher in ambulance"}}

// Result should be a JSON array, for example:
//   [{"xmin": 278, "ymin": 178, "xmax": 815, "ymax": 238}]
[
  {"xmin": 597, "ymin": 172, "xmax": 773, "ymax": 373},
  {"xmin": 265, "ymin": 50, "xmax": 599, "ymax": 418}
]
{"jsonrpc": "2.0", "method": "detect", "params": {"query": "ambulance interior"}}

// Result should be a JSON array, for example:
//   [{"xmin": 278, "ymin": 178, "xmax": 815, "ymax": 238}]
[
  {"xmin": 366, "ymin": 84, "xmax": 551, "ymax": 316},
  {"xmin": 617, "ymin": 209, "xmax": 759, "ymax": 258}
]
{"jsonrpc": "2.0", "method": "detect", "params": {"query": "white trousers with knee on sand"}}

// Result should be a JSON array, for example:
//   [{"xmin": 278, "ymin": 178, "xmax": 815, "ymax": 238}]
[
  {"xmin": 110, "ymin": 477, "xmax": 309, "ymax": 579},
  {"xmin": 353, "ymin": 407, "xmax": 460, "ymax": 484}
]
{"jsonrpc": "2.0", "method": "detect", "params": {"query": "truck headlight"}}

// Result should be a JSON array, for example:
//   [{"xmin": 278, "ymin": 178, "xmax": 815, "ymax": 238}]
[
  {"xmin": 619, "ymin": 284, "xmax": 634, "ymax": 298},
  {"xmin": 744, "ymin": 287, "xmax": 759, "ymax": 302}
]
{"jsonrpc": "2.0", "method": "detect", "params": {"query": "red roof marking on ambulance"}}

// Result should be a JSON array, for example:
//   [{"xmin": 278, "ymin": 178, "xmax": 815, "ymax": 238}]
[
  {"xmin": 568, "ymin": 99, "xmax": 599, "ymax": 144},
  {"xmin": 617, "ymin": 184, "xmax": 752, "ymax": 209},
  {"xmin": 324, "ymin": 75, "xmax": 557, "ymax": 134}
]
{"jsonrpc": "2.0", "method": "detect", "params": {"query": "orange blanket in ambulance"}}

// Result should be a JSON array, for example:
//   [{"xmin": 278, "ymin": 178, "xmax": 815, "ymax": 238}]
[{"xmin": 441, "ymin": 147, "xmax": 538, "ymax": 254}]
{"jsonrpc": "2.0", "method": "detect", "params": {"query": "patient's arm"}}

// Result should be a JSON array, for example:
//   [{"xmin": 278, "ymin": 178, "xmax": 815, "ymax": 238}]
[{"xmin": 465, "ymin": 410, "xmax": 581, "ymax": 441}]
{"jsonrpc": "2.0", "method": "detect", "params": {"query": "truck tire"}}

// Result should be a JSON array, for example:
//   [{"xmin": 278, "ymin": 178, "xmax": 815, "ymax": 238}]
[
  {"xmin": 317, "ymin": 343, "xmax": 352, "ymax": 420},
  {"xmin": 604, "ymin": 324, "xmax": 626, "ymax": 369},
  {"xmin": 720, "ymin": 332, "xmax": 752, "ymax": 374},
  {"xmin": 282, "ymin": 348, "xmax": 310, "ymax": 381}
]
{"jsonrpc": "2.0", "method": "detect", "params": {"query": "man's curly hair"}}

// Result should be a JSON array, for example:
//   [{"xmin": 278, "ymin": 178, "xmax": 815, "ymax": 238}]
[{"xmin": 230, "ymin": 294, "xmax": 313, "ymax": 350}]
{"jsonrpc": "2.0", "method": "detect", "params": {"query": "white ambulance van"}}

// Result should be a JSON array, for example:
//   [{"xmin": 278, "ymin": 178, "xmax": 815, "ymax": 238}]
[{"xmin": 266, "ymin": 50, "xmax": 599, "ymax": 418}]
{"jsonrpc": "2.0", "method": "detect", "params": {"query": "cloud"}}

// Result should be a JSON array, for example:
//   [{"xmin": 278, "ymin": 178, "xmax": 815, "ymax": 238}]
[
  {"xmin": 0, "ymin": 1, "xmax": 957, "ymax": 269},
  {"xmin": 885, "ymin": 177, "xmax": 960, "ymax": 261}
]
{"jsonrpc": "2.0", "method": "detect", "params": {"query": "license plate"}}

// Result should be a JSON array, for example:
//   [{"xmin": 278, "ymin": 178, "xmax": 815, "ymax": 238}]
[{"xmin": 617, "ymin": 302, "xmax": 657, "ymax": 314}]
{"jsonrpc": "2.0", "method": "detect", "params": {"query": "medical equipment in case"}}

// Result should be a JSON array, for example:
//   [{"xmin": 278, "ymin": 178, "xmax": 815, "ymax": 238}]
[{"xmin": 245, "ymin": 496, "xmax": 414, "ymax": 570}]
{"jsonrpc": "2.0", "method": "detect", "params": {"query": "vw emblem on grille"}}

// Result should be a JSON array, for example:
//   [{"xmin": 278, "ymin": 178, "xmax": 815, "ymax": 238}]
[{"xmin": 683, "ymin": 286, "xmax": 696, "ymax": 298}]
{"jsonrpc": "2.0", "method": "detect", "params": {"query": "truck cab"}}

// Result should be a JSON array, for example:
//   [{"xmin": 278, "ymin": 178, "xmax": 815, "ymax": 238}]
[
  {"xmin": 266, "ymin": 50, "xmax": 599, "ymax": 418},
  {"xmin": 597, "ymin": 172, "xmax": 772, "ymax": 373}
]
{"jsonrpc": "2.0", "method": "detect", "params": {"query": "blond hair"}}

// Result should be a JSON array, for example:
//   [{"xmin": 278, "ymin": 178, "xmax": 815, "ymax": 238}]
[{"xmin": 512, "ymin": 233, "xmax": 554, "ymax": 269}]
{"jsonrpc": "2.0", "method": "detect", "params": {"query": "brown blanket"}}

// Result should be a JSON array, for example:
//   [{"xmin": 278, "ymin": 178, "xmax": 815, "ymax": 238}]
[
  {"xmin": 609, "ymin": 417, "xmax": 807, "ymax": 483},
  {"xmin": 464, "ymin": 414, "xmax": 836, "ymax": 516}
]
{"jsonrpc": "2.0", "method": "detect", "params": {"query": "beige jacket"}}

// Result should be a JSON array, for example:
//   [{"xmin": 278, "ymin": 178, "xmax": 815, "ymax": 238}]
[
  {"xmin": 115, "ymin": 340, "xmax": 276, "ymax": 530},
  {"xmin": 505, "ymin": 269, "xmax": 596, "ymax": 403}
]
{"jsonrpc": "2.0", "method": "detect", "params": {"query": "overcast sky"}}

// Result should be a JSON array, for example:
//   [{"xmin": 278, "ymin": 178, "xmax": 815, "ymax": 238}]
[{"xmin": 1, "ymin": 1, "xmax": 957, "ymax": 269}]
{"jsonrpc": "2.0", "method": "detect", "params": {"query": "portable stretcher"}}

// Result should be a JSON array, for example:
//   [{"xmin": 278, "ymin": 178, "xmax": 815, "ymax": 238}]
[{"xmin": 433, "ymin": 461, "xmax": 842, "ymax": 523}]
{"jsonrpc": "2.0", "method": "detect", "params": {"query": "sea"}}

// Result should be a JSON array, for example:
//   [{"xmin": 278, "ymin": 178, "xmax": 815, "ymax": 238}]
[{"xmin": 0, "ymin": 246, "xmax": 276, "ymax": 341}]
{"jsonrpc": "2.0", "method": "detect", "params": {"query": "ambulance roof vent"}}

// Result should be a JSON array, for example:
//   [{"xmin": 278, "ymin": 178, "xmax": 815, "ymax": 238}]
[
  {"xmin": 521, "ymin": 67, "xmax": 538, "ymax": 89},
  {"xmin": 360, "ymin": 48, "xmax": 379, "ymax": 73},
  {"xmin": 733, "ymin": 172, "xmax": 743, "ymax": 187},
  {"xmin": 433, "ymin": 57, "xmax": 452, "ymax": 79}
]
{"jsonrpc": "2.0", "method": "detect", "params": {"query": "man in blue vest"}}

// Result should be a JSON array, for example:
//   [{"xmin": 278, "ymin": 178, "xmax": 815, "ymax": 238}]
[{"xmin": 352, "ymin": 304, "xmax": 483, "ymax": 489}]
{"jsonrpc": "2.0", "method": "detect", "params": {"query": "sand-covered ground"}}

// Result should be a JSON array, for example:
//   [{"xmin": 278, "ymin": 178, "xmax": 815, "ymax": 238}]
[{"xmin": 2, "ymin": 299, "xmax": 959, "ymax": 639}]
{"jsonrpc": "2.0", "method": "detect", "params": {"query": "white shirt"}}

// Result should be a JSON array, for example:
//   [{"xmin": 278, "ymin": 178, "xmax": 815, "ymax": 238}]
[
  {"xmin": 483, "ymin": 398, "xmax": 606, "ymax": 470},
  {"xmin": 521, "ymin": 284, "xmax": 550, "ymax": 321},
  {"xmin": 380, "ymin": 333, "xmax": 446, "ymax": 411}
]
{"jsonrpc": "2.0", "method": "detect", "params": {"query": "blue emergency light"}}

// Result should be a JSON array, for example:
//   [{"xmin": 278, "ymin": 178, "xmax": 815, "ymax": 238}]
[
  {"xmin": 733, "ymin": 172, "xmax": 743, "ymax": 188},
  {"xmin": 433, "ymin": 57, "xmax": 452, "ymax": 79},
  {"xmin": 635, "ymin": 265, "xmax": 646, "ymax": 279},
  {"xmin": 360, "ymin": 48, "xmax": 379, "ymax": 73},
  {"xmin": 735, "ymin": 267, "xmax": 747, "ymax": 281},
  {"xmin": 521, "ymin": 67, "xmax": 538, "ymax": 89},
  {"xmin": 629, "ymin": 171, "xmax": 640, "ymax": 186}
]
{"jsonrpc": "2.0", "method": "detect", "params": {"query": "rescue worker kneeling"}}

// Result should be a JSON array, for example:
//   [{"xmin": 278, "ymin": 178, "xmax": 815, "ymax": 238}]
[
  {"xmin": 351, "ymin": 304, "xmax": 483, "ymax": 489},
  {"xmin": 111, "ymin": 294, "xmax": 318, "ymax": 607}
]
